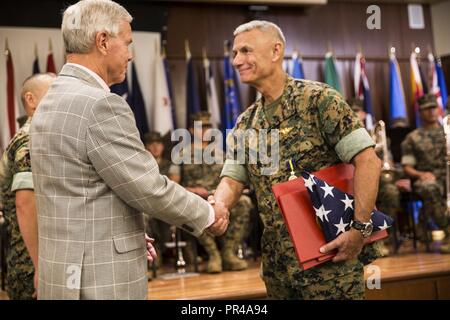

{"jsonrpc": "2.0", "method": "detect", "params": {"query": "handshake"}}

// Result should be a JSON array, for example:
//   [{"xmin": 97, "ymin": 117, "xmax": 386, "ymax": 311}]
[{"xmin": 206, "ymin": 195, "xmax": 230, "ymax": 236}]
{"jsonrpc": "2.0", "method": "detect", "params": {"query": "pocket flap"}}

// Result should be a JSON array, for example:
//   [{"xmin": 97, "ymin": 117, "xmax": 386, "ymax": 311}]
[{"xmin": 113, "ymin": 231, "xmax": 144, "ymax": 253}]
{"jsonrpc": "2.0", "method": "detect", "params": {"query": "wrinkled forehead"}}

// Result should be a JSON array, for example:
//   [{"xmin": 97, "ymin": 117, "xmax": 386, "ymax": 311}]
[
  {"xmin": 118, "ymin": 20, "xmax": 133, "ymax": 40},
  {"xmin": 233, "ymin": 27, "xmax": 280, "ymax": 48},
  {"xmin": 233, "ymin": 29, "xmax": 260, "ymax": 49}
]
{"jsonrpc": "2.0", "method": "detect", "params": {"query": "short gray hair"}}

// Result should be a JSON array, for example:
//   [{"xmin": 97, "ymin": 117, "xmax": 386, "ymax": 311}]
[
  {"xmin": 62, "ymin": 0, "xmax": 133, "ymax": 54},
  {"xmin": 233, "ymin": 20, "xmax": 286, "ymax": 44}
]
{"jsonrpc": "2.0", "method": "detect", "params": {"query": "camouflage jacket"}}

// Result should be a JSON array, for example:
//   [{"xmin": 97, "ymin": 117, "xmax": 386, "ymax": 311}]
[
  {"xmin": 0, "ymin": 117, "xmax": 34, "ymax": 271},
  {"xmin": 401, "ymin": 126, "xmax": 446, "ymax": 184},
  {"xmin": 222, "ymin": 76, "xmax": 377, "ymax": 285},
  {"xmin": 181, "ymin": 146, "xmax": 223, "ymax": 191}
]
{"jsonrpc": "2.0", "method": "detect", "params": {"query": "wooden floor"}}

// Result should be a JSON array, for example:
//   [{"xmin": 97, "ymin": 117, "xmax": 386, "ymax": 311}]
[
  {"xmin": 2, "ymin": 242, "xmax": 450, "ymax": 300},
  {"xmin": 148, "ymin": 251, "xmax": 450, "ymax": 300}
]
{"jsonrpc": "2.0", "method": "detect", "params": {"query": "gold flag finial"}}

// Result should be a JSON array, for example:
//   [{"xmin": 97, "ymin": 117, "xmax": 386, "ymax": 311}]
[
  {"xmin": 34, "ymin": 42, "xmax": 39, "ymax": 58},
  {"xmin": 185, "ymin": 39, "xmax": 191, "ymax": 60},
  {"xmin": 5, "ymin": 38, "xmax": 10, "ymax": 55},
  {"xmin": 357, "ymin": 43, "xmax": 363, "ymax": 55},
  {"xmin": 327, "ymin": 41, "xmax": 333, "ymax": 54},
  {"xmin": 202, "ymin": 46, "xmax": 207, "ymax": 61},
  {"xmin": 49, "ymin": 38, "xmax": 53, "ymax": 52},
  {"xmin": 223, "ymin": 40, "xmax": 231, "ymax": 56}
]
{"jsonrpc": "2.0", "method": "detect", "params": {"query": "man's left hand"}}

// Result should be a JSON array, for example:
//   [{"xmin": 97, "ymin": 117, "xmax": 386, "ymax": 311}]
[
  {"xmin": 145, "ymin": 234, "xmax": 158, "ymax": 262},
  {"xmin": 319, "ymin": 228, "xmax": 364, "ymax": 263}
]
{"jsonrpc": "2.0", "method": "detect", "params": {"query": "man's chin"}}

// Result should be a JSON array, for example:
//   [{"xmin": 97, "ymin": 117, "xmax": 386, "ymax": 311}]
[
  {"xmin": 239, "ymin": 76, "xmax": 252, "ymax": 84},
  {"xmin": 112, "ymin": 74, "xmax": 126, "ymax": 85}
]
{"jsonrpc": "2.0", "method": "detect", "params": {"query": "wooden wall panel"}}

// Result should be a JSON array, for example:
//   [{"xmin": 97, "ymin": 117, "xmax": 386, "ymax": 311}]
[{"xmin": 165, "ymin": 2, "xmax": 436, "ymax": 132}]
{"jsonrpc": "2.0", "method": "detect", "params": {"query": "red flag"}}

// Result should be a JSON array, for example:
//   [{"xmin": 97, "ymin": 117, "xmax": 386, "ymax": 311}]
[
  {"xmin": 6, "ymin": 47, "xmax": 16, "ymax": 138},
  {"xmin": 46, "ymin": 52, "xmax": 56, "ymax": 73}
]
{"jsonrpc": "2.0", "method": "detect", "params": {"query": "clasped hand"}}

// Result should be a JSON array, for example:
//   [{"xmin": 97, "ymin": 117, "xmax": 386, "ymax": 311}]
[
  {"xmin": 319, "ymin": 228, "xmax": 364, "ymax": 263},
  {"xmin": 206, "ymin": 195, "xmax": 229, "ymax": 236}
]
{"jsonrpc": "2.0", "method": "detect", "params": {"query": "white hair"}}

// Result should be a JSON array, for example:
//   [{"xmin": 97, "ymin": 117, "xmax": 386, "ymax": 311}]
[
  {"xmin": 233, "ymin": 20, "xmax": 286, "ymax": 44},
  {"xmin": 61, "ymin": 0, "xmax": 133, "ymax": 54}
]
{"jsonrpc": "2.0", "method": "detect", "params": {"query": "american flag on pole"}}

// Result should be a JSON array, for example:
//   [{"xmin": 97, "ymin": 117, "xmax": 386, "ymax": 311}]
[
  {"xmin": 428, "ymin": 53, "xmax": 444, "ymax": 119},
  {"xmin": 2, "ymin": 39, "xmax": 20, "ymax": 151},
  {"xmin": 301, "ymin": 171, "xmax": 393, "ymax": 243},
  {"xmin": 410, "ymin": 51, "xmax": 424, "ymax": 127},
  {"xmin": 354, "ymin": 52, "xmax": 375, "ymax": 131}
]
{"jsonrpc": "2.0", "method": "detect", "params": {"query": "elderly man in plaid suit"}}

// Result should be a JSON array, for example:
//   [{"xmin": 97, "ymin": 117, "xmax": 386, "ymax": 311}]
[{"xmin": 29, "ymin": 0, "xmax": 229, "ymax": 300}]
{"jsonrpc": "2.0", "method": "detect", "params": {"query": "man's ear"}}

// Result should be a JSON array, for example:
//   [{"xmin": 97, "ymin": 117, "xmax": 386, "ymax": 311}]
[
  {"xmin": 272, "ymin": 42, "xmax": 283, "ymax": 63},
  {"xmin": 96, "ymin": 31, "xmax": 109, "ymax": 55},
  {"xmin": 23, "ymin": 92, "xmax": 34, "ymax": 108}
]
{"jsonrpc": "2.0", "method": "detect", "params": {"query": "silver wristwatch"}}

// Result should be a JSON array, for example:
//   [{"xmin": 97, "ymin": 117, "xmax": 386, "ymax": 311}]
[{"xmin": 350, "ymin": 220, "xmax": 373, "ymax": 238}]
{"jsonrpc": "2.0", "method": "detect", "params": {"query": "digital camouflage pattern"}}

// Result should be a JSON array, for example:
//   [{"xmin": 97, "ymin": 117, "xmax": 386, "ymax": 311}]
[
  {"xmin": 401, "ymin": 127, "xmax": 448, "ymax": 230},
  {"xmin": 0, "ymin": 118, "xmax": 35, "ymax": 300},
  {"xmin": 225, "ymin": 76, "xmax": 380, "ymax": 299},
  {"xmin": 182, "ymin": 147, "xmax": 251, "ymax": 272}
]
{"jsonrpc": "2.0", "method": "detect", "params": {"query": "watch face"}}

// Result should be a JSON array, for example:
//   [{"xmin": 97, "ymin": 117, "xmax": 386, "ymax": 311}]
[
  {"xmin": 352, "ymin": 221, "xmax": 365, "ymax": 230},
  {"xmin": 362, "ymin": 223, "xmax": 373, "ymax": 237}
]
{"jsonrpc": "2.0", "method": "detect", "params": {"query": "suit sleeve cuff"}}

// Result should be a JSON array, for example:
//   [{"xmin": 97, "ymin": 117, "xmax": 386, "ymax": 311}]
[
  {"xmin": 11, "ymin": 172, "xmax": 34, "ymax": 192},
  {"xmin": 204, "ymin": 203, "xmax": 216, "ymax": 229},
  {"xmin": 335, "ymin": 128, "xmax": 375, "ymax": 163}
]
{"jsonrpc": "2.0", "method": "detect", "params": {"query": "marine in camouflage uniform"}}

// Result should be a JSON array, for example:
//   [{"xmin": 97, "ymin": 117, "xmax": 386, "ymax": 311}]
[
  {"xmin": 182, "ymin": 112, "xmax": 252, "ymax": 273},
  {"xmin": 143, "ymin": 131, "xmax": 180, "ymax": 264},
  {"xmin": 401, "ymin": 94, "xmax": 450, "ymax": 252},
  {"xmin": 217, "ymin": 21, "xmax": 382, "ymax": 299},
  {"xmin": 0, "ymin": 118, "xmax": 35, "ymax": 299}
]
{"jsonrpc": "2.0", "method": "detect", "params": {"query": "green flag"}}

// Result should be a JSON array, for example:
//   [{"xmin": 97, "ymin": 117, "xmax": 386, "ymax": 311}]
[{"xmin": 324, "ymin": 52, "xmax": 342, "ymax": 94}]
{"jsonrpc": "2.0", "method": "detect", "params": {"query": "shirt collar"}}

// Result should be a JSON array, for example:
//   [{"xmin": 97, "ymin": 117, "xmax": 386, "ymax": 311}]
[{"xmin": 65, "ymin": 63, "xmax": 110, "ymax": 92}]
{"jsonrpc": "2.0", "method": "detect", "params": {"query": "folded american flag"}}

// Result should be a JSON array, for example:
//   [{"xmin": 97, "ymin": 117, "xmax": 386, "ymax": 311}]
[{"xmin": 301, "ymin": 171, "xmax": 394, "ymax": 243}]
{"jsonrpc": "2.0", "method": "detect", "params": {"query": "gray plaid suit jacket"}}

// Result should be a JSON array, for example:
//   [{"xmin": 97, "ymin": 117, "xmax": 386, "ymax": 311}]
[{"xmin": 30, "ymin": 64, "xmax": 212, "ymax": 300}]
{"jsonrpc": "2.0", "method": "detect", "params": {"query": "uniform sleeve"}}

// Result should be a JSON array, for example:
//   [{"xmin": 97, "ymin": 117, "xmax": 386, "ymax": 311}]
[
  {"xmin": 220, "ymin": 127, "xmax": 250, "ymax": 185},
  {"xmin": 86, "ymin": 94, "xmax": 213, "ymax": 237},
  {"xmin": 11, "ymin": 137, "xmax": 34, "ymax": 191},
  {"xmin": 220, "ymin": 159, "xmax": 249, "ymax": 185},
  {"xmin": 317, "ymin": 87, "xmax": 375, "ymax": 163},
  {"xmin": 401, "ymin": 135, "xmax": 416, "ymax": 166}
]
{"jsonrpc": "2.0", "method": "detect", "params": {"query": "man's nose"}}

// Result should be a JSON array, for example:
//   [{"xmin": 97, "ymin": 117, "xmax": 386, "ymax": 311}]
[{"xmin": 232, "ymin": 54, "xmax": 242, "ymax": 68}]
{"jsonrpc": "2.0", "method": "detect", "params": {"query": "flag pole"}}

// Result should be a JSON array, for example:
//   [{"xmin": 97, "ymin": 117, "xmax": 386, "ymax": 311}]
[{"xmin": 161, "ymin": 40, "xmax": 167, "ymax": 58}]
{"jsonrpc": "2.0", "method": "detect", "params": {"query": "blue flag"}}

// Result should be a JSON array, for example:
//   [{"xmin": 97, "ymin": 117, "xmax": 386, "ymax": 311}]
[
  {"xmin": 389, "ymin": 54, "xmax": 408, "ymax": 126},
  {"xmin": 436, "ymin": 60, "xmax": 448, "ymax": 109},
  {"xmin": 32, "ymin": 57, "xmax": 40, "ymax": 75},
  {"xmin": 291, "ymin": 56, "xmax": 305, "ymax": 79},
  {"xmin": 301, "ymin": 171, "xmax": 393, "ymax": 243},
  {"xmin": 110, "ymin": 77, "xmax": 129, "ymax": 102},
  {"xmin": 223, "ymin": 55, "xmax": 241, "ymax": 130},
  {"xmin": 186, "ymin": 57, "xmax": 201, "ymax": 127},
  {"xmin": 129, "ymin": 62, "xmax": 149, "ymax": 139}
]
